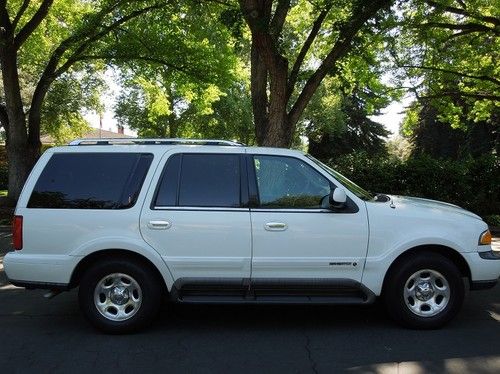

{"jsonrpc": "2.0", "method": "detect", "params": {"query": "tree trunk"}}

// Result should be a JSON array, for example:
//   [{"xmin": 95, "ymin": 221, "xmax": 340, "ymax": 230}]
[
  {"xmin": 250, "ymin": 30, "xmax": 293, "ymax": 148},
  {"xmin": 0, "ymin": 46, "xmax": 33, "ymax": 201},
  {"xmin": 250, "ymin": 42, "xmax": 269, "ymax": 145}
]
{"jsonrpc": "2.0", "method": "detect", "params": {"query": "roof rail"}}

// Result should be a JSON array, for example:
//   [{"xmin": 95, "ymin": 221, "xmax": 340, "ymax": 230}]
[{"xmin": 68, "ymin": 138, "xmax": 245, "ymax": 146}]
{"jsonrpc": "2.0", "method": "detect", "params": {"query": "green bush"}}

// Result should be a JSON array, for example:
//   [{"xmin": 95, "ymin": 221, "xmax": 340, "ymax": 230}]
[
  {"xmin": 328, "ymin": 153, "xmax": 500, "ymax": 216},
  {"xmin": 484, "ymin": 215, "xmax": 500, "ymax": 226}
]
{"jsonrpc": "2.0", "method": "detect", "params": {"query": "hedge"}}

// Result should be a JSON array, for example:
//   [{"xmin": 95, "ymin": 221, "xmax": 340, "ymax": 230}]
[{"xmin": 328, "ymin": 153, "xmax": 500, "ymax": 216}]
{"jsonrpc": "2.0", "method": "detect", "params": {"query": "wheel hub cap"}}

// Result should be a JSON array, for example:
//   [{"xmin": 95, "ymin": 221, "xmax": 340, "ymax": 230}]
[
  {"xmin": 109, "ymin": 286, "xmax": 130, "ymax": 305},
  {"xmin": 415, "ymin": 281, "xmax": 434, "ymax": 301}
]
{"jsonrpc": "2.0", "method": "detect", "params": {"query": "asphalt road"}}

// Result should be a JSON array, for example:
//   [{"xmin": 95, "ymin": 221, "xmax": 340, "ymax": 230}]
[{"xmin": 1, "ymin": 228, "xmax": 499, "ymax": 374}]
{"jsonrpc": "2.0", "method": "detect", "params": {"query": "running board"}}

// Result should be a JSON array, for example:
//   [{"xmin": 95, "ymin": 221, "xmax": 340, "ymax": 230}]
[{"xmin": 171, "ymin": 278, "xmax": 376, "ymax": 305}]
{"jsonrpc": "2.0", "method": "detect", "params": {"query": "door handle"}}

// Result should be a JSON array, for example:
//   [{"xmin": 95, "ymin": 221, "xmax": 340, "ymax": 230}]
[
  {"xmin": 264, "ymin": 222, "xmax": 287, "ymax": 231},
  {"xmin": 148, "ymin": 220, "xmax": 172, "ymax": 230}
]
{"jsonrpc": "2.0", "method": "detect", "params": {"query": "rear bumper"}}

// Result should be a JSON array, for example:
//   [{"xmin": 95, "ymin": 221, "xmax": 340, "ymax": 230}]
[{"xmin": 3, "ymin": 252, "xmax": 80, "ymax": 288}]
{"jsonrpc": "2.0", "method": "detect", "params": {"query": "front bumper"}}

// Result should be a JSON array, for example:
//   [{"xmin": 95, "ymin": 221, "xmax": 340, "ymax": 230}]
[
  {"xmin": 463, "ymin": 251, "xmax": 500, "ymax": 291},
  {"xmin": 470, "ymin": 279, "xmax": 498, "ymax": 290},
  {"xmin": 3, "ymin": 252, "xmax": 79, "ymax": 289}
]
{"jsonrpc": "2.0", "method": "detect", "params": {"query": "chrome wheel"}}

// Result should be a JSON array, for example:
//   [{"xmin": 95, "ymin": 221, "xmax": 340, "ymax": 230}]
[
  {"xmin": 93, "ymin": 273, "xmax": 142, "ymax": 322},
  {"xmin": 404, "ymin": 269, "xmax": 450, "ymax": 317}
]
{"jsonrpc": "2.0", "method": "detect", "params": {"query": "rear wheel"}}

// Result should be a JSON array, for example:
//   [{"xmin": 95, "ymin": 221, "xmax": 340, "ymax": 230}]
[
  {"xmin": 384, "ymin": 252, "xmax": 465, "ymax": 329},
  {"xmin": 78, "ymin": 258, "xmax": 162, "ymax": 333}
]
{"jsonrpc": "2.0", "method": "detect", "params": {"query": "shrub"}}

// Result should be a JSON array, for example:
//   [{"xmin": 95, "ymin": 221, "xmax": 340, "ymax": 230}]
[
  {"xmin": 0, "ymin": 163, "xmax": 7, "ymax": 190},
  {"xmin": 328, "ymin": 152, "xmax": 500, "ymax": 216}
]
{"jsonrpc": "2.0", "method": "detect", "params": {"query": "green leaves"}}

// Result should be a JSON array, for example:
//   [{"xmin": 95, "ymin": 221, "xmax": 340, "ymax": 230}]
[{"xmin": 392, "ymin": 0, "xmax": 499, "ymax": 126}]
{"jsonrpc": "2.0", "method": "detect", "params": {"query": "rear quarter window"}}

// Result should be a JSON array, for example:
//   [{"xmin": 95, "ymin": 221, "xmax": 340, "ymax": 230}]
[{"xmin": 28, "ymin": 152, "xmax": 153, "ymax": 209}]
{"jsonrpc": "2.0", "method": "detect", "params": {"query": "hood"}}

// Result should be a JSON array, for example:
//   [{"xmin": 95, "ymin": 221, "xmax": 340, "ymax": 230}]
[{"xmin": 389, "ymin": 195, "xmax": 482, "ymax": 221}]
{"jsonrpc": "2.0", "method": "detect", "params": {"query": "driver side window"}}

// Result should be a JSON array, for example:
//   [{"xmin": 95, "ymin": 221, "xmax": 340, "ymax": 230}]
[{"xmin": 253, "ymin": 155, "xmax": 331, "ymax": 209}]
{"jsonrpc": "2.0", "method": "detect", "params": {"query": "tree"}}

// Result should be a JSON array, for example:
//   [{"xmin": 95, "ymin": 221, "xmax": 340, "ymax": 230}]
[
  {"xmin": 112, "ymin": 2, "xmax": 250, "ymax": 141},
  {"xmin": 390, "ymin": 0, "xmax": 499, "ymax": 127},
  {"xmin": 401, "ymin": 101, "xmax": 499, "ymax": 159},
  {"xmin": 0, "ymin": 0, "xmax": 167, "ymax": 201},
  {"xmin": 115, "ymin": 71, "xmax": 228, "ymax": 139},
  {"xmin": 308, "ymin": 93, "xmax": 391, "ymax": 160},
  {"xmin": 237, "ymin": 0, "xmax": 392, "ymax": 148}
]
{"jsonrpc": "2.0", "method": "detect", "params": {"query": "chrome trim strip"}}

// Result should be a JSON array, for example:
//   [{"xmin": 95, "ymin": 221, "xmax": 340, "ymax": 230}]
[
  {"xmin": 153, "ymin": 206, "xmax": 249, "ymax": 212},
  {"xmin": 251, "ymin": 208, "xmax": 332, "ymax": 213}
]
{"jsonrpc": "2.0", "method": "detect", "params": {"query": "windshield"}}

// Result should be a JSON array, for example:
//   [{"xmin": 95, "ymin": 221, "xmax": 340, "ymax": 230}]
[{"xmin": 305, "ymin": 155, "xmax": 374, "ymax": 201}]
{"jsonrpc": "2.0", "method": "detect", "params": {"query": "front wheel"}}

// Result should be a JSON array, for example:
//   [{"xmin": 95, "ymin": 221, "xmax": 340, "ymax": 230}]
[
  {"xmin": 78, "ymin": 258, "xmax": 162, "ymax": 333},
  {"xmin": 384, "ymin": 252, "xmax": 465, "ymax": 329}
]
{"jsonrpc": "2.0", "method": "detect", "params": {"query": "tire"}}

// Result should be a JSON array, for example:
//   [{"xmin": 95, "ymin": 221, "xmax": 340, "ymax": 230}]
[
  {"xmin": 383, "ymin": 252, "xmax": 465, "ymax": 329},
  {"xmin": 78, "ymin": 258, "xmax": 162, "ymax": 334}
]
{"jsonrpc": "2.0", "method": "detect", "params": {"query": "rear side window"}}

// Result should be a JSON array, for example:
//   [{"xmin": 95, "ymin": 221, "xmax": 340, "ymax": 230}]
[
  {"xmin": 155, "ymin": 154, "xmax": 181, "ymax": 207},
  {"xmin": 28, "ymin": 153, "xmax": 153, "ymax": 209},
  {"xmin": 154, "ymin": 153, "xmax": 241, "ymax": 208}
]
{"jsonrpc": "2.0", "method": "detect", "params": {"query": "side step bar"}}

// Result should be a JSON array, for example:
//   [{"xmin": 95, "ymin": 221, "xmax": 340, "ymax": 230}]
[{"xmin": 171, "ymin": 278, "xmax": 376, "ymax": 305}]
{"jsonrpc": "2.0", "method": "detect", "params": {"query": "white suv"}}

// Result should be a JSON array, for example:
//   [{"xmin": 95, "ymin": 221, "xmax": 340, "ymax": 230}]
[{"xmin": 4, "ymin": 138, "xmax": 499, "ymax": 333}]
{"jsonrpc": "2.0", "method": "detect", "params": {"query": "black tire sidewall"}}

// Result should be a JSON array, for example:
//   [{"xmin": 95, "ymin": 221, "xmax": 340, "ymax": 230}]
[
  {"xmin": 78, "ymin": 259, "xmax": 162, "ymax": 334},
  {"xmin": 385, "ymin": 252, "xmax": 465, "ymax": 329}
]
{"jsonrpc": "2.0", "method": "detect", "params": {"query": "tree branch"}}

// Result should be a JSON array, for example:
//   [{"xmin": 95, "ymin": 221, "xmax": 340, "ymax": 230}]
[
  {"xmin": 287, "ymin": 5, "xmax": 331, "ymax": 100},
  {"xmin": 269, "ymin": 0, "xmax": 290, "ymax": 40},
  {"xmin": 28, "ymin": 2, "xmax": 167, "ymax": 141},
  {"xmin": 12, "ymin": 0, "xmax": 30, "ymax": 30},
  {"xmin": 424, "ymin": 0, "xmax": 500, "ymax": 27},
  {"xmin": 422, "ymin": 91, "xmax": 500, "ymax": 101},
  {"xmin": 75, "ymin": 54, "xmax": 211, "ymax": 82},
  {"xmin": 419, "ymin": 21, "xmax": 498, "ymax": 35},
  {"xmin": 54, "ymin": 3, "xmax": 165, "ymax": 77},
  {"xmin": 398, "ymin": 65, "xmax": 500, "ymax": 86},
  {"xmin": 14, "ymin": 0, "xmax": 53, "ymax": 49},
  {"xmin": 199, "ymin": 0, "xmax": 237, "ymax": 8},
  {"xmin": 288, "ymin": 0, "xmax": 392, "ymax": 126},
  {"xmin": 0, "ymin": 1, "xmax": 13, "ymax": 38}
]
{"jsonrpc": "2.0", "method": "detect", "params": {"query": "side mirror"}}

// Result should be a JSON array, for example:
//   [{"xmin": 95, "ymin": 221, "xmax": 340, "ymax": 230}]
[{"xmin": 329, "ymin": 188, "xmax": 347, "ymax": 209}]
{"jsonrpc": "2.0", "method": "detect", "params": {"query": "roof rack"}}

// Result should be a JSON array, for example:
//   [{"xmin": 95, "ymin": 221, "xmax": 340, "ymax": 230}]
[{"xmin": 68, "ymin": 138, "xmax": 245, "ymax": 146}]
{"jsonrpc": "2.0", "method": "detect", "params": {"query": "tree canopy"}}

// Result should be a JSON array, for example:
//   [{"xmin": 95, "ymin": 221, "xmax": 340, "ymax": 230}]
[{"xmin": 0, "ymin": 0, "xmax": 498, "ymax": 202}]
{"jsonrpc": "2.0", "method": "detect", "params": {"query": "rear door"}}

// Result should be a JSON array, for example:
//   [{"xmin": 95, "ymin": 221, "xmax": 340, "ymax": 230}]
[{"xmin": 140, "ymin": 148, "xmax": 252, "ymax": 285}]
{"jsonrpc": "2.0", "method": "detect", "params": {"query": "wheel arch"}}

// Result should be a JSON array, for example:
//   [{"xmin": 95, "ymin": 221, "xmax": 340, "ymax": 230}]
[
  {"xmin": 381, "ymin": 244, "xmax": 471, "ymax": 294},
  {"xmin": 69, "ymin": 249, "xmax": 168, "ymax": 294}
]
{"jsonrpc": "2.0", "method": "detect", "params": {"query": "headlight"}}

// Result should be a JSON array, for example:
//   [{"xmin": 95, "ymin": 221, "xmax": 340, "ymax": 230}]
[{"xmin": 479, "ymin": 230, "xmax": 492, "ymax": 246}]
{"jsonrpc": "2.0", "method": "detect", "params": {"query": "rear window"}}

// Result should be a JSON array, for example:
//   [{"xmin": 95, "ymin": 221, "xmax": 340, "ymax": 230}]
[{"xmin": 28, "ymin": 153, "xmax": 153, "ymax": 209}]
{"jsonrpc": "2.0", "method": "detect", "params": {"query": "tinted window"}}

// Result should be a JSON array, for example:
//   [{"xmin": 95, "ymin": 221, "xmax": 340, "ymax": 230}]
[
  {"xmin": 28, "ymin": 153, "xmax": 153, "ymax": 209},
  {"xmin": 254, "ymin": 155, "xmax": 330, "ymax": 209},
  {"xmin": 154, "ymin": 154, "xmax": 181, "ymax": 206},
  {"xmin": 178, "ymin": 154, "xmax": 240, "ymax": 207}
]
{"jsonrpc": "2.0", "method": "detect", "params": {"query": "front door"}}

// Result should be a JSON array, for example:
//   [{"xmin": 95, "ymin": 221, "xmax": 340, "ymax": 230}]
[{"xmin": 248, "ymin": 154, "xmax": 369, "ymax": 282}]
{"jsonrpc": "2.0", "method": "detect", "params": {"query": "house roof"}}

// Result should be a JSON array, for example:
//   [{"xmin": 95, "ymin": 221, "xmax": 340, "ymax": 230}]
[{"xmin": 41, "ymin": 128, "xmax": 134, "ymax": 144}]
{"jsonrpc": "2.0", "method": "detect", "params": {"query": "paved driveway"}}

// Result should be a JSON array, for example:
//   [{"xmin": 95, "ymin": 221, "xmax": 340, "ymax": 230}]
[{"xmin": 0, "ymin": 229, "xmax": 499, "ymax": 373}]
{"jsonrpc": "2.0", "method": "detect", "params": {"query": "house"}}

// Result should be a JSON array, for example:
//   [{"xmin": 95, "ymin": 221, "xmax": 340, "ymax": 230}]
[{"xmin": 40, "ymin": 126, "xmax": 134, "ymax": 145}]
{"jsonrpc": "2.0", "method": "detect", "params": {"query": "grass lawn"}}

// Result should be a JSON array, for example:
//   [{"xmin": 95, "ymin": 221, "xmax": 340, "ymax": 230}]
[{"xmin": 0, "ymin": 190, "xmax": 6, "ymax": 197}]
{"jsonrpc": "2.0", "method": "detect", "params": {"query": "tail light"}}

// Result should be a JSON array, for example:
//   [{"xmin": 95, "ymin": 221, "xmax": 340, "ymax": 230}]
[{"xmin": 12, "ymin": 215, "xmax": 23, "ymax": 250}]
